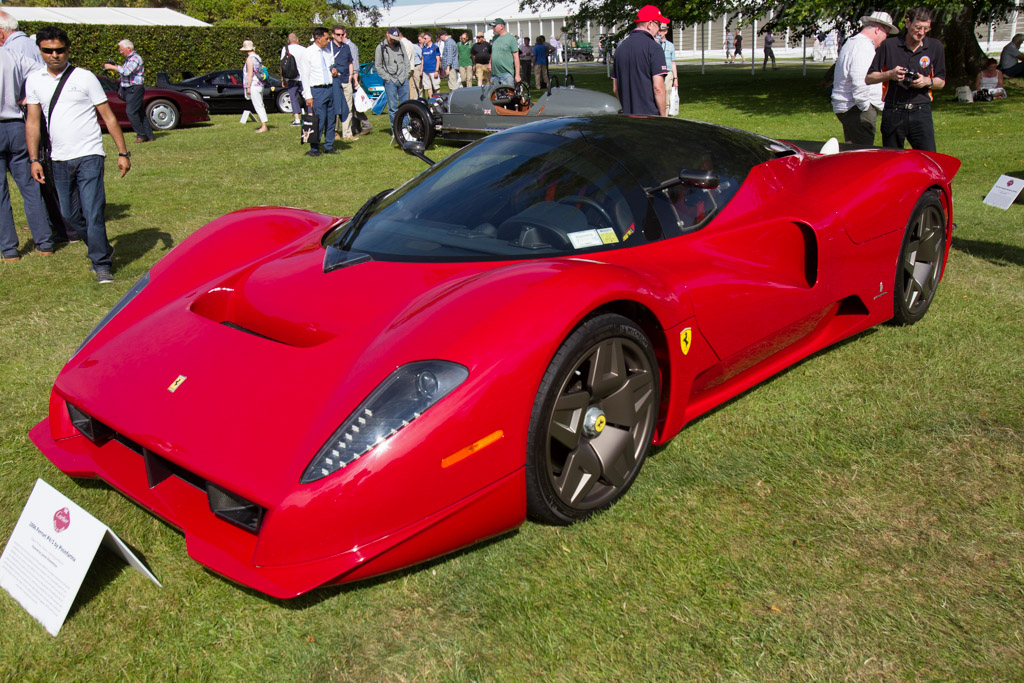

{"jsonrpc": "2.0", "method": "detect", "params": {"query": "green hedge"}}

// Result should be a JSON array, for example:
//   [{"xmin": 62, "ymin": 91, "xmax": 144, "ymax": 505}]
[{"xmin": 18, "ymin": 24, "xmax": 454, "ymax": 84}]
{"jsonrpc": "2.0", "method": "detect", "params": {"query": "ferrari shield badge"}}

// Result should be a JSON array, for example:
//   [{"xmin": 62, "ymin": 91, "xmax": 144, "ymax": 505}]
[
  {"xmin": 167, "ymin": 375, "xmax": 187, "ymax": 393},
  {"xmin": 680, "ymin": 328, "xmax": 692, "ymax": 356}
]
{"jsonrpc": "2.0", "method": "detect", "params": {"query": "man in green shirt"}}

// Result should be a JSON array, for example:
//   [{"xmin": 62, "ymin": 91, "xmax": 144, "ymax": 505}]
[
  {"xmin": 457, "ymin": 32, "xmax": 474, "ymax": 87},
  {"xmin": 488, "ymin": 18, "xmax": 520, "ymax": 85}
]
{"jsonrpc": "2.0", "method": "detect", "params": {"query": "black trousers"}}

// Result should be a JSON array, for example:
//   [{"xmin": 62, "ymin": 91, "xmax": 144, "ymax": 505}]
[
  {"xmin": 124, "ymin": 84, "xmax": 153, "ymax": 140},
  {"xmin": 880, "ymin": 104, "xmax": 936, "ymax": 152}
]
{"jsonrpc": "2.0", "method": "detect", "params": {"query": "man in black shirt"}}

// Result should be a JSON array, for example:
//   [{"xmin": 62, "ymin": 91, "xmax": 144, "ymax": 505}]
[
  {"xmin": 612, "ymin": 4, "xmax": 669, "ymax": 116},
  {"xmin": 470, "ymin": 34, "xmax": 491, "ymax": 87},
  {"xmin": 866, "ymin": 6, "xmax": 946, "ymax": 152}
]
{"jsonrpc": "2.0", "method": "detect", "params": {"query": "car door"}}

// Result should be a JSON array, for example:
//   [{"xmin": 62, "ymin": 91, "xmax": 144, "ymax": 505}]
[{"xmin": 210, "ymin": 71, "xmax": 246, "ymax": 111}]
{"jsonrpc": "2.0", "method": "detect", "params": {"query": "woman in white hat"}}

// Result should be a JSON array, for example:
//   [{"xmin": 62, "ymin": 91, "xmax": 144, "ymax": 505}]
[{"xmin": 241, "ymin": 39, "xmax": 269, "ymax": 132}]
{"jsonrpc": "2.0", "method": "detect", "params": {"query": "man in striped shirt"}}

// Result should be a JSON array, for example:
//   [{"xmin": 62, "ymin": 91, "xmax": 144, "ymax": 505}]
[{"xmin": 104, "ymin": 39, "xmax": 153, "ymax": 143}]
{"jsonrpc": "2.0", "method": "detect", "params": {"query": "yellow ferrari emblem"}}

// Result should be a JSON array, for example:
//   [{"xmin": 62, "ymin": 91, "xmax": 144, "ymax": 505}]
[
  {"xmin": 594, "ymin": 415, "xmax": 606, "ymax": 433},
  {"xmin": 680, "ymin": 328, "xmax": 692, "ymax": 356},
  {"xmin": 167, "ymin": 375, "xmax": 187, "ymax": 393}
]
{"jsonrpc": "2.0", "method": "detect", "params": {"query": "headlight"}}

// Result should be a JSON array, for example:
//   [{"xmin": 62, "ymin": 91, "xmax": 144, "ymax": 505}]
[
  {"xmin": 72, "ymin": 272, "xmax": 150, "ymax": 358},
  {"xmin": 301, "ymin": 361, "xmax": 469, "ymax": 484}
]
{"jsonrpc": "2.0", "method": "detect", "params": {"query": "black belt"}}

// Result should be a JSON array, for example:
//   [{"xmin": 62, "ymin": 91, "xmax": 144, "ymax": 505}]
[
  {"xmin": 891, "ymin": 102, "xmax": 929, "ymax": 111},
  {"xmin": 312, "ymin": 84, "xmax": 331, "ymax": 88},
  {"xmin": 0, "ymin": 118, "xmax": 23, "ymax": 123}
]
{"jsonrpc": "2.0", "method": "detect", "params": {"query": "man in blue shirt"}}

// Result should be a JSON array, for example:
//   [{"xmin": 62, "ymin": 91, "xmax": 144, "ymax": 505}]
[
  {"xmin": 532, "ymin": 35, "xmax": 553, "ymax": 89},
  {"xmin": 657, "ymin": 25, "xmax": 677, "ymax": 94},
  {"xmin": 420, "ymin": 33, "xmax": 440, "ymax": 97},
  {"xmin": 613, "ymin": 5, "xmax": 669, "ymax": 116},
  {"xmin": 438, "ymin": 29, "xmax": 459, "ymax": 90}
]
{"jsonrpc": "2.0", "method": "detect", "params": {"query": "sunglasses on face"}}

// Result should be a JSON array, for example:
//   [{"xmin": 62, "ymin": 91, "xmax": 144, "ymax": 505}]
[{"xmin": 40, "ymin": 47, "xmax": 68, "ymax": 55}]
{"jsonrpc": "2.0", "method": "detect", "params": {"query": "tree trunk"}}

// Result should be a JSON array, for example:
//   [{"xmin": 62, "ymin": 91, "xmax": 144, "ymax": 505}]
[{"xmin": 936, "ymin": 5, "xmax": 987, "ymax": 86}]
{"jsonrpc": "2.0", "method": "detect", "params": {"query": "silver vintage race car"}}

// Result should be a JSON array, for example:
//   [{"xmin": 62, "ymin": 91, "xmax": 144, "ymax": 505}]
[{"xmin": 392, "ymin": 80, "xmax": 621, "ymax": 147}]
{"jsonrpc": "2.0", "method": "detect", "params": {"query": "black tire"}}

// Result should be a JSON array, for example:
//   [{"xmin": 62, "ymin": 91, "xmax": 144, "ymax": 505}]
[
  {"xmin": 525, "ymin": 314, "xmax": 659, "ymax": 525},
  {"xmin": 891, "ymin": 191, "xmax": 947, "ymax": 325},
  {"xmin": 392, "ymin": 100, "xmax": 434, "ymax": 147},
  {"xmin": 146, "ymin": 99, "xmax": 179, "ymax": 131},
  {"xmin": 275, "ymin": 89, "xmax": 292, "ymax": 114}
]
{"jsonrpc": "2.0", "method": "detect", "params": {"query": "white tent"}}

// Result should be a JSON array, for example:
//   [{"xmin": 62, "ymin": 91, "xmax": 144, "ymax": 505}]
[{"xmin": 4, "ymin": 7, "xmax": 210, "ymax": 27}]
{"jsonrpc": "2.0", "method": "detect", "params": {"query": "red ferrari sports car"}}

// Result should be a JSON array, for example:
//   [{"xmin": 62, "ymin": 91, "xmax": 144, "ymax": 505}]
[
  {"xmin": 31, "ymin": 116, "xmax": 959, "ymax": 598},
  {"xmin": 97, "ymin": 77, "xmax": 210, "ymax": 132}
]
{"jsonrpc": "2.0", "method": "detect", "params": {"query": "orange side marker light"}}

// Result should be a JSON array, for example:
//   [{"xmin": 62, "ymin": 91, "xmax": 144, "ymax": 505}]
[{"xmin": 441, "ymin": 430, "xmax": 504, "ymax": 469}]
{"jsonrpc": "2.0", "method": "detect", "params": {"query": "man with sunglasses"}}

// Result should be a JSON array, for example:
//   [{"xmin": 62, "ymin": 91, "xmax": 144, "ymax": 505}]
[
  {"xmin": 866, "ymin": 6, "xmax": 946, "ymax": 152},
  {"xmin": 612, "ymin": 5, "xmax": 670, "ymax": 116},
  {"xmin": 25, "ymin": 26, "xmax": 131, "ymax": 284},
  {"xmin": 326, "ymin": 26, "xmax": 353, "ymax": 142}
]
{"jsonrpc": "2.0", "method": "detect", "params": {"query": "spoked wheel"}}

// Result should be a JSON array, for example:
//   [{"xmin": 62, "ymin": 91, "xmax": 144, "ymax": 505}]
[
  {"xmin": 526, "ymin": 314, "xmax": 659, "ymax": 525},
  {"xmin": 392, "ymin": 101, "xmax": 434, "ymax": 147},
  {"xmin": 892, "ymin": 191, "xmax": 947, "ymax": 325}
]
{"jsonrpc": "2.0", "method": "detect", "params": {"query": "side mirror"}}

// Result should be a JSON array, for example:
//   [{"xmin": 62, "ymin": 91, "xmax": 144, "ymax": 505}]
[
  {"xmin": 677, "ymin": 169, "xmax": 719, "ymax": 189},
  {"xmin": 645, "ymin": 169, "xmax": 720, "ymax": 195},
  {"xmin": 402, "ymin": 140, "xmax": 435, "ymax": 166}
]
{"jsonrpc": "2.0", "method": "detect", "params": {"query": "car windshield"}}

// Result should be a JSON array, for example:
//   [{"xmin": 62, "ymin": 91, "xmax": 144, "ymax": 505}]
[{"xmin": 325, "ymin": 131, "xmax": 653, "ymax": 263}]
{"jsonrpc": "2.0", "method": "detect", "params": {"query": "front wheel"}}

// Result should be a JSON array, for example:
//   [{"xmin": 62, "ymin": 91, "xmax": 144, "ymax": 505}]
[
  {"xmin": 275, "ymin": 89, "xmax": 292, "ymax": 114},
  {"xmin": 526, "ymin": 314, "xmax": 659, "ymax": 525},
  {"xmin": 891, "ymin": 191, "xmax": 947, "ymax": 325},
  {"xmin": 146, "ymin": 99, "xmax": 179, "ymax": 130},
  {"xmin": 392, "ymin": 101, "xmax": 434, "ymax": 147}
]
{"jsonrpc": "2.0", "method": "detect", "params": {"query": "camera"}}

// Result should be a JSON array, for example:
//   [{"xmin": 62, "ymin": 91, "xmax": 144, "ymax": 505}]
[{"xmin": 903, "ymin": 70, "xmax": 919, "ymax": 82}]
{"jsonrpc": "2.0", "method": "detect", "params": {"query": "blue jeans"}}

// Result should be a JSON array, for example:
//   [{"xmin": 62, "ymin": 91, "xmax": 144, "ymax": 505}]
[
  {"xmin": 880, "ymin": 104, "xmax": 936, "ymax": 152},
  {"xmin": 311, "ymin": 86, "xmax": 336, "ymax": 151},
  {"xmin": 52, "ymin": 155, "xmax": 111, "ymax": 268},
  {"xmin": 0, "ymin": 119, "xmax": 52, "ymax": 257},
  {"xmin": 490, "ymin": 73, "xmax": 514, "ymax": 86},
  {"xmin": 384, "ymin": 79, "xmax": 409, "ymax": 125}
]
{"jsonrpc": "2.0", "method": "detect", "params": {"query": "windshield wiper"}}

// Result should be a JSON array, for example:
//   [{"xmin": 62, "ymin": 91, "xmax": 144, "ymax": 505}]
[{"xmin": 336, "ymin": 188, "xmax": 393, "ymax": 251}]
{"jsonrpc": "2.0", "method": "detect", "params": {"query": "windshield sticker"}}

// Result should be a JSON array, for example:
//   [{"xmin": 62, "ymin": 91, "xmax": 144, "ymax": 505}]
[
  {"xmin": 568, "ymin": 230, "xmax": 603, "ymax": 249},
  {"xmin": 623, "ymin": 223, "xmax": 635, "ymax": 241},
  {"xmin": 597, "ymin": 228, "xmax": 618, "ymax": 244}
]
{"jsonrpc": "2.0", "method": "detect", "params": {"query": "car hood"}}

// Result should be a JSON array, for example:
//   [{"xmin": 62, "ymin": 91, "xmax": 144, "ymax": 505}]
[{"xmin": 55, "ymin": 244, "xmax": 500, "ymax": 505}]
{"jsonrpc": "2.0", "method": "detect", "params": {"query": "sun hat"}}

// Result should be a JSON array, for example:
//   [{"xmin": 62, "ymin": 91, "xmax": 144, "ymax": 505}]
[
  {"xmin": 239, "ymin": 39, "xmax": 255, "ymax": 51},
  {"xmin": 636, "ymin": 5, "xmax": 670, "ymax": 24},
  {"xmin": 861, "ymin": 11, "xmax": 899, "ymax": 35}
]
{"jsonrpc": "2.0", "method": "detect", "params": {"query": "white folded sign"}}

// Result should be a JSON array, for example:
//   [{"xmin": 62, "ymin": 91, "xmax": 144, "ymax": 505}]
[{"xmin": 0, "ymin": 479, "xmax": 161, "ymax": 636}]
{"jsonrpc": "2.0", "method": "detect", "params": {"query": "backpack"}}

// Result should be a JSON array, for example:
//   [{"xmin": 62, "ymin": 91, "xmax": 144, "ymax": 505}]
[
  {"xmin": 252, "ymin": 55, "xmax": 269, "ymax": 83},
  {"xmin": 280, "ymin": 48, "xmax": 299, "ymax": 79}
]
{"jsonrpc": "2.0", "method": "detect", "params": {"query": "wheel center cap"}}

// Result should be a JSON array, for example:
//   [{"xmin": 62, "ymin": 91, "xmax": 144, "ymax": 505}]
[{"xmin": 582, "ymin": 406, "xmax": 607, "ymax": 438}]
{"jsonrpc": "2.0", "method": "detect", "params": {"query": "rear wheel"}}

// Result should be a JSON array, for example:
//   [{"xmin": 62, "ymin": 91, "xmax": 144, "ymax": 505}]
[
  {"xmin": 525, "ymin": 314, "xmax": 659, "ymax": 525},
  {"xmin": 393, "ymin": 101, "xmax": 434, "ymax": 147},
  {"xmin": 891, "ymin": 191, "xmax": 947, "ymax": 325},
  {"xmin": 275, "ymin": 89, "xmax": 292, "ymax": 114},
  {"xmin": 146, "ymin": 99, "xmax": 179, "ymax": 130}
]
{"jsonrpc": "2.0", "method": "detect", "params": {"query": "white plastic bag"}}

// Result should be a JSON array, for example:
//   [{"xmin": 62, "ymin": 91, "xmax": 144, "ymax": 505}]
[
  {"xmin": 354, "ymin": 85, "xmax": 373, "ymax": 113},
  {"xmin": 668, "ymin": 88, "xmax": 680, "ymax": 116},
  {"xmin": 955, "ymin": 86, "xmax": 973, "ymax": 103}
]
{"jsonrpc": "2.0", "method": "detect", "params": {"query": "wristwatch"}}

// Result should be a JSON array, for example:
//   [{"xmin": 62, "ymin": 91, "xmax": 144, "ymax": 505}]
[
  {"xmin": 118, "ymin": 151, "xmax": 131, "ymax": 159},
  {"xmin": 29, "ymin": 158, "xmax": 40, "ymax": 163}
]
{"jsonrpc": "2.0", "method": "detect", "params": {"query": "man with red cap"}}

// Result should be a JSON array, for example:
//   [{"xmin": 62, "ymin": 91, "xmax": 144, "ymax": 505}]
[{"xmin": 612, "ymin": 5, "xmax": 669, "ymax": 116}]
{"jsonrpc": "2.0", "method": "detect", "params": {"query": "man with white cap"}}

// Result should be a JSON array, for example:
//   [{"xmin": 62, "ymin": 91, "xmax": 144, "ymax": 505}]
[
  {"xmin": 612, "ymin": 5, "xmax": 670, "ymax": 116},
  {"xmin": 831, "ymin": 10, "xmax": 898, "ymax": 146}
]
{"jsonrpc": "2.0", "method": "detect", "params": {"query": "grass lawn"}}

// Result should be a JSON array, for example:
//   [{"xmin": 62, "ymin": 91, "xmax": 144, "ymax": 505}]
[{"xmin": 1, "ymin": 63, "xmax": 1022, "ymax": 680}]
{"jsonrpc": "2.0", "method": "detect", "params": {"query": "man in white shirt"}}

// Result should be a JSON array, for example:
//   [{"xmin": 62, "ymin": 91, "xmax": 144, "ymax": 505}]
[
  {"xmin": 0, "ymin": 41, "xmax": 49, "ymax": 261},
  {"xmin": 280, "ymin": 33, "xmax": 306, "ymax": 126},
  {"xmin": 300, "ymin": 27, "xmax": 336, "ymax": 157},
  {"xmin": 0, "ymin": 10, "xmax": 43, "ymax": 65},
  {"xmin": 25, "ymin": 26, "xmax": 131, "ymax": 284},
  {"xmin": 999, "ymin": 33, "xmax": 1024, "ymax": 78},
  {"xmin": 832, "ymin": 11, "xmax": 897, "ymax": 146}
]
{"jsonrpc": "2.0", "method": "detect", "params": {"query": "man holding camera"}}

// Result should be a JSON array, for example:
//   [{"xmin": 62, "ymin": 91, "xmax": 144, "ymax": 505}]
[
  {"xmin": 866, "ymin": 6, "xmax": 945, "ymax": 152},
  {"xmin": 832, "ymin": 11, "xmax": 898, "ymax": 146}
]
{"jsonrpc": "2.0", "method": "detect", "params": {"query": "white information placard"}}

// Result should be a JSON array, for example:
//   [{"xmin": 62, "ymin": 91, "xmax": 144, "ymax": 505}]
[
  {"xmin": 983, "ymin": 175, "xmax": 1024, "ymax": 210},
  {"xmin": 0, "ymin": 479, "xmax": 160, "ymax": 636}
]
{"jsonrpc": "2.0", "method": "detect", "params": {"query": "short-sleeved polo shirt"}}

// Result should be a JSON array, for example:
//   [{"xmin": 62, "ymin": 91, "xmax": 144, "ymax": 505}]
[
  {"xmin": 612, "ymin": 29, "xmax": 667, "ymax": 116},
  {"xmin": 868, "ymin": 35, "xmax": 946, "ymax": 106},
  {"xmin": 26, "ymin": 66, "xmax": 107, "ymax": 161},
  {"xmin": 491, "ymin": 33, "xmax": 519, "ymax": 77}
]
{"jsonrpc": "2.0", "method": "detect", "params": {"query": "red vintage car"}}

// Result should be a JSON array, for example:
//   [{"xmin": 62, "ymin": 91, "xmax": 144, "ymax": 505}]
[
  {"xmin": 97, "ymin": 77, "xmax": 209, "ymax": 132},
  {"xmin": 31, "ymin": 116, "xmax": 959, "ymax": 598}
]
